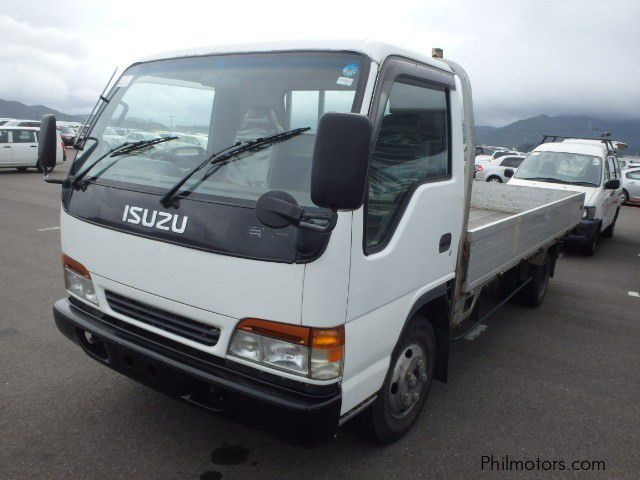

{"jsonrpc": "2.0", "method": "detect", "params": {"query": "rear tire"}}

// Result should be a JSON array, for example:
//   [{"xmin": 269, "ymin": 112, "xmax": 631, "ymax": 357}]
[
  {"xmin": 487, "ymin": 176, "xmax": 502, "ymax": 183},
  {"xmin": 516, "ymin": 253, "xmax": 550, "ymax": 307},
  {"xmin": 366, "ymin": 316, "xmax": 436, "ymax": 443}
]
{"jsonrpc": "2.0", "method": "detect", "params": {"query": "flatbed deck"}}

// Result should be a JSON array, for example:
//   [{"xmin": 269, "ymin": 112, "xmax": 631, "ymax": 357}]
[{"xmin": 463, "ymin": 182, "xmax": 584, "ymax": 292}]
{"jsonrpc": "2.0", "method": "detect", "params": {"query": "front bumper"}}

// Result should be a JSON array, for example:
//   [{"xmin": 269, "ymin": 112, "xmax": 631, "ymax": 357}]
[
  {"xmin": 53, "ymin": 298, "xmax": 341, "ymax": 427},
  {"xmin": 563, "ymin": 218, "xmax": 600, "ymax": 246}
]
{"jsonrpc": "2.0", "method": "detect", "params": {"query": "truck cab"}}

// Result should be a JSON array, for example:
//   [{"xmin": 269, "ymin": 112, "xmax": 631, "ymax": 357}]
[{"xmin": 509, "ymin": 139, "xmax": 623, "ymax": 255}]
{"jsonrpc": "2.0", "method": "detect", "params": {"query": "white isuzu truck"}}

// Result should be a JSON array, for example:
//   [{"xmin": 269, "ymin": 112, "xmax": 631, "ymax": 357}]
[{"xmin": 38, "ymin": 40, "xmax": 584, "ymax": 442}]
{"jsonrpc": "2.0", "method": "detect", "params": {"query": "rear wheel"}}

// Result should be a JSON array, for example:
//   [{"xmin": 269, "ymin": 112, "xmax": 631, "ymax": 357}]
[
  {"xmin": 622, "ymin": 190, "xmax": 629, "ymax": 205},
  {"xmin": 487, "ymin": 176, "xmax": 502, "ymax": 183},
  {"xmin": 516, "ymin": 253, "xmax": 550, "ymax": 307},
  {"xmin": 366, "ymin": 316, "xmax": 436, "ymax": 443}
]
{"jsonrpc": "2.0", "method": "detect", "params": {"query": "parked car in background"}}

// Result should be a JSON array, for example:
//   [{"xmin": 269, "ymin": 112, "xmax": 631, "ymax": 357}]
[
  {"xmin": 475, "ymin": 154, "xmax": 525, "ymax": 183},
  {"xmin": 0, "ymin": 126, "xmax": 64, "ymax": 171},
  {"xmin": 622, "ymin": 168, "xmax": 640, "ymax": 204},
  {"xmin": 4, "ymin": 119, "xmax": 41, "ymax": 128},
  {"xmin": 509, "ymin": 140, "xmax": 622, "ymax": 255},
  {"xmin": 618, "ymin": 156, "xmax": 640, "ymax": 170},
  {"xmin": 57, "ymin": 126, "xmax": 77, "ymax": 146}
]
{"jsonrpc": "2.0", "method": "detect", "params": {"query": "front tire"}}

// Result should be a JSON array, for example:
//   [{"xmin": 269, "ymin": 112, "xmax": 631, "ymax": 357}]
[
  {"xmin": 516, "ymin": 253, "xmax": 550, "ymax": 307},
  {"xmin": 16, "ymin": 167, "xmax": 28, "ymax": 172},
  {"xmin": 622, "ymin": 190, "xmax": 629, "ymax": 205},
  {"xmin": 366, "ymin": 316, "xmax": 436, "ymax": 443},
  {"xmin": 581, "ymin": 226, "xmax": 600, "ymax": 256},
  {"xmin": 601, "ymin": 209, "xmax": 619, "ymax": 238}
]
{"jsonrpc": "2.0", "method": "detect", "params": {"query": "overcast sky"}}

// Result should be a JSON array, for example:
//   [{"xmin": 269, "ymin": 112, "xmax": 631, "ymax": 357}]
[{"xmin": 1, "ymin": 0, "xmax": 638, "ymax": 126}]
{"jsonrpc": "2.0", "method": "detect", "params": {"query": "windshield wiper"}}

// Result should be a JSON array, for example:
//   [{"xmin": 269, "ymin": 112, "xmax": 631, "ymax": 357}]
[
  {"xmin": 71, "ymin": 136, "xmax": 178, "ymax": 187},
  {"xmin": 160, "ymin": 127, "xmax": 309, "ymax": 207},
  {"xmin": 563, "ymin": 180, "xmax": 599, "ymax": 187},
  {"xmin": 517, "ymin": 176, "xmax": 570, "ymax": 185}
]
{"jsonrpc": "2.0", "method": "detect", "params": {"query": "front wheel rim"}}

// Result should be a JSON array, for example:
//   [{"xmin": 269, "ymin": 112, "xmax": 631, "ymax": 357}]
[{"xmin": 388, "ymin": 343, "xmax": 428, "ymax": 419}]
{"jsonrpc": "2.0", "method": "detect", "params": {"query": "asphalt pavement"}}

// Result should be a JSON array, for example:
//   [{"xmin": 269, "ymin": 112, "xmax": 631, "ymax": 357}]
[{"xmin": 1, "ymin": 155, "xmax": 639, "ymax": 479}]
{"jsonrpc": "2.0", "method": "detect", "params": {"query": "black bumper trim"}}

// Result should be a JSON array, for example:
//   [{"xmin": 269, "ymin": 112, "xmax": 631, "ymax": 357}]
[
  {"xmin": 563, "ymin": 218, "xmax": 601, "ymax": 246},
  {"xmin": 53, "ymin": 298, "xmax": 341, "ymax": 413}
]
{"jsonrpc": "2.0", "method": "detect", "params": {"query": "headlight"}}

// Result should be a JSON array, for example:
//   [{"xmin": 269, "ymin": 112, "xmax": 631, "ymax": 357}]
[
  {"xmin": 228, "ymin": 319, "xmax": 343, "ymax": 380},
  {"xmin": 63, "ymin": 254, "xmax": 98, "ymax": 306},
  {"xmin": 583, "ymin": 206, "xmax": 596, "ymax": 220}
]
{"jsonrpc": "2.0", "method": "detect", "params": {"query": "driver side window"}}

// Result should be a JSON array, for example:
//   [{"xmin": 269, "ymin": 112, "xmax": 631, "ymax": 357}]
[{"xmin": 366, "ymin": 79, "xmax": 449, "ymax": 250}]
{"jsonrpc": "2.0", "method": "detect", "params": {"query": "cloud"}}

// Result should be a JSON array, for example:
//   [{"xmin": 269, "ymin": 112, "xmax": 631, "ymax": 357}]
[
  {"xmin": 1, "ymin": 0, "xmax": 639, "ymax": 125},
  {"xmin": 0, "ymin": 14, "xmax": 111, "ymax": 112}
]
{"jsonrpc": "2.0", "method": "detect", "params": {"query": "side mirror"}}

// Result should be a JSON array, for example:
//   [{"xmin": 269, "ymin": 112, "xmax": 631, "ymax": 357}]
[
  {"xmin": 38, "ymin": 114, "xmax": 58, "ymax": 172},
  {"xmin": 311, "ymin": 112, "xmax": 372, "ymax": 210},
  {"xmin": 504, "ymin": 168, "xmax": 514, "ymax": 178},
  {"xmin": 605, "ymin": 179, "xmax": 620, "ymax": 190}
]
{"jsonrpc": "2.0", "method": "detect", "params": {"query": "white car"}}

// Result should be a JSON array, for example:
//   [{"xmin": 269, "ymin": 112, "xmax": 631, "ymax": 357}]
[
  {"xmin": 475, "ymin": 154, "xmax": 525, "ymax": 183},
  {"xmin": 3, "ymin": 119, "xmax": 41, "ymax": 128},
  {"xmin": 509, "ymin": 140, "xmax": 623, "ymax": 255},
  {"xmin": 618, "ymin": 157, "xmax": 640, "ymax": 170},
  {"xmin": 0, "ymin": 126, "xmax": 64, "ymax": 171},
  {"xmin": 622, "ymin": 167, "xmax": 640, "ymax": 204}
]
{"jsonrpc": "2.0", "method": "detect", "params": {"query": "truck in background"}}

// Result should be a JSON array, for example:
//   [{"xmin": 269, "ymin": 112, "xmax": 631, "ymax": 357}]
[{"xmin": 38, "ymin": 40, "xmax": 584, "ymax": 442}]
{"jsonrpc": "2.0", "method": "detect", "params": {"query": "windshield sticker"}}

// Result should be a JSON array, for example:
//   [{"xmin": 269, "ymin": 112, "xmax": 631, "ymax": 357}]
[
  {"xmin": 336, "ymin": 76, "xmax": 354, "ymax": 86},
  {"xmin": 117, "ymin": 75, "xmax": 133, "ymax": 88},
  {"xmin": 342, "ymin": 63, "xmax": 359, "ymax": 77}
]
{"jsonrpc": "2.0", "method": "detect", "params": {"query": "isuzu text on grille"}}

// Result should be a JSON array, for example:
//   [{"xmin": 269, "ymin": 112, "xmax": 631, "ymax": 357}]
[{"xmin": 122, "ymin": 205, "xmax": 188, "ymax": 233}]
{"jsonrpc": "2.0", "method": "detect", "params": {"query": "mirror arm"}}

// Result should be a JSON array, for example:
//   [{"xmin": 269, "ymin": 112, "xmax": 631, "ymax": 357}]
[{"xmin": 297, "ymin": 210, "xmax": 337, "ymax": 233}]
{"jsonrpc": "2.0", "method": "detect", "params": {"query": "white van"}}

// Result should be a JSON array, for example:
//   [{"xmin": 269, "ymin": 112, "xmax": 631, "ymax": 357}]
[
  {"xmin": 0, "ymin": 126, "xmax": 65, "ymax": 171},
  {"xmin": 509, "ymin": 139, "xmax": 623, "ymax": 255}
]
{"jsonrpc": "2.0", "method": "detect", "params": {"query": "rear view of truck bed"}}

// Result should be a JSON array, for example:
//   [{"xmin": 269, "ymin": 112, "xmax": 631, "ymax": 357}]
[{"xmin": 464, "ymin": 182, "xmax": 584, "ymax": 292}]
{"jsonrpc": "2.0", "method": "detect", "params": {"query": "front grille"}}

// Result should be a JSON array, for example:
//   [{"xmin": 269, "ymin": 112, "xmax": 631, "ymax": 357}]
[{"xmin": 105, "ymin": 291, "xmax": 220, "ymax": 346}]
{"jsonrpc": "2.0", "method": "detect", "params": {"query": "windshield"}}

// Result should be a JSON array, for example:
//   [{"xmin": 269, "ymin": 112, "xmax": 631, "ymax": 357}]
[
  {"xmin": 72, "ymin": 52, "xmax": 367, "ymax": 208},
  {"xmin": 514, "ymin": 150, "xmax": 603, "ymax": 187}
]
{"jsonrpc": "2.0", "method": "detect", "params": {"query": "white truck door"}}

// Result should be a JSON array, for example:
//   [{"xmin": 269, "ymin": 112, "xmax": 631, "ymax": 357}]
[
  {"xmin": 11, "ymin": 129, "xmax": 38, "ymax": 166},
  {"xmin": 342, "ymin": 58, "xmax": 464, "ymax": 411},
  {"xmin": 0, "ymin": 129, "xmax": 12, "ymax": 165}
]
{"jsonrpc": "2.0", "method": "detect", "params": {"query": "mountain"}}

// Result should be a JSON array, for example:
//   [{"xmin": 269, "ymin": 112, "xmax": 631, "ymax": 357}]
[
  {"xmin": 3, "ymin": 98, "xmax": 639, "ymax": 155},
  {"xmin": 476, "ymin": 114, "xmax": 640, "ymax": 154},
  {"xmin": 0, "ymin": 99, "xmax": 87, "ymax": 123}
]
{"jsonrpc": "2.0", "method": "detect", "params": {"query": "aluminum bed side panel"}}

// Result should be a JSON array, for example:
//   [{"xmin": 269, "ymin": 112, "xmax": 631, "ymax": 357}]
[{"xmin": 464, "ymin": 191, "xmax": 584, "ymax": 292}]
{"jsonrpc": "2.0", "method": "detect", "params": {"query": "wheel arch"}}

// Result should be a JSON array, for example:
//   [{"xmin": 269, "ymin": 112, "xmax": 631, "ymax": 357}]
[{"xmin": 405, "ymin": 283, "xmax": 451, "ymax": 382}]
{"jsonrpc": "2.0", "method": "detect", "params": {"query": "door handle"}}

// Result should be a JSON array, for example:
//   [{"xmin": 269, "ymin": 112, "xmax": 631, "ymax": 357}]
[
  {"xmin": 2, "ymin": 146, "xmax": 10, "ymax": 149},
  {"xmin": 30, "ymin": 145, "xmax": 38, "ymax": 148},
  {"xmin": 439, "ymin": 233, "xmax": 452, "ymax": 253}
]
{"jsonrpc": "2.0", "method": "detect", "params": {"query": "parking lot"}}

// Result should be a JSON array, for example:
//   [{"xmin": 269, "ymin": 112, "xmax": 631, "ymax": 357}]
[{"xmin": 1, "ymin": 155, "xmax": 639, "ymax": 479}]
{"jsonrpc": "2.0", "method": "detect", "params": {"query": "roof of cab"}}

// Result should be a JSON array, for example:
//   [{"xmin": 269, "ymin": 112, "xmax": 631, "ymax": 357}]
[
  {"xmin": 533, "ymin": 140, "xmax": 608, "ymax": 158},
  {"xmin": 136, "ymin": 39, "xmax": 453, "ymax": 73}
]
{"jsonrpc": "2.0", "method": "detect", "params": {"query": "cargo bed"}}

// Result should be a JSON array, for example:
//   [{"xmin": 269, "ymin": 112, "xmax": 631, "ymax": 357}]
[{"xmin": 463, "ymin": 182, "xmax": 584, "ymax": 292}]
